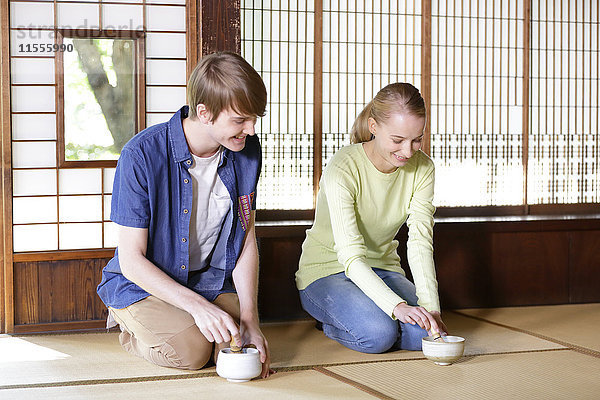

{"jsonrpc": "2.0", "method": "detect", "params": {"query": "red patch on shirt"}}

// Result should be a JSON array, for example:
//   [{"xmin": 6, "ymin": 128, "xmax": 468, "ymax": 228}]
[{"xmin": 238, "ymin": 192, "xmax": 254, "ymax": 231}]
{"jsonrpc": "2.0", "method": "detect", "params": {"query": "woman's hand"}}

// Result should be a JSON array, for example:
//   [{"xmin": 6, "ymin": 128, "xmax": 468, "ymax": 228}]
[
  {"xmin": 240, "ymin": 320, "xmax": 273, "ymax": 379},
  {"xmin": 428, "ymin": 310, "xmax": 448, "ymax": 336},
  {"xmin": 393, "ymin": 302, "xmax": 447, "ymax": 335}
]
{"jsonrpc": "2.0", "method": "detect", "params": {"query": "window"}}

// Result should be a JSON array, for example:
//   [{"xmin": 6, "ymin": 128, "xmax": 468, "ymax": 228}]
[{"xmin": 56, "ymin": 30, "xmax": 145, "ymax": 168}]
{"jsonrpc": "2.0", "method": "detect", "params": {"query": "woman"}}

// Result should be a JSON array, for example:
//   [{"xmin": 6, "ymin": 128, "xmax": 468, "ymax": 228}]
[{"xmin": 296, "ymin": 82, "xmax": 447, "ymax": 353}]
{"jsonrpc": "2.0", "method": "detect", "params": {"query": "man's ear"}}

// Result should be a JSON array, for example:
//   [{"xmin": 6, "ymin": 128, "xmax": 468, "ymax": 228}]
[{"xmin": 196, "ymin": 104, "xmax": 212, "ymax": 124}]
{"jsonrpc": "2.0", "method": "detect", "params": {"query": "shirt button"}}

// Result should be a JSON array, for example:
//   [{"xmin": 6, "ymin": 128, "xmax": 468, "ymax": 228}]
[
  {"xmin": 181, "ymin": 265, "xmax": 186, "ymax": 270},
  {"xmin": 183, "ymin": 209, "xmax": 189, "ymax": 214},
  {"xmin": 182, "ymin": 238, "xmax": 187, "ymax": 242},
  {"xmin": 184, "ymin": 179, "xmax": 189, "ymax": 183},
  {"xmin": 186, "ymin": 160, "xmax": 192, "ymax": 165}
]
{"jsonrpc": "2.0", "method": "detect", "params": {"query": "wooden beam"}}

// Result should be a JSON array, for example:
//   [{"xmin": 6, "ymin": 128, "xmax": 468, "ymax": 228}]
[{"xmin": 14, "ymin": 320, "xmax": 108, "ymax": 334}]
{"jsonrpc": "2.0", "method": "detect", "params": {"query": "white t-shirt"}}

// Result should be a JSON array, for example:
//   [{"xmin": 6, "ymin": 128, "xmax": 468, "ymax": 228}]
[{"xmin": 188, "ymin": 147, "xmax": 231, "ymax": 271}]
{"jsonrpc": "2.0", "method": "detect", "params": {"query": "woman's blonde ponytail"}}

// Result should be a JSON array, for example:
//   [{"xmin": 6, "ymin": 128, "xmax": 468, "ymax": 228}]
[
  {"xmin": 350, "ymin": 101, "xmax": 374, "ymax": 144},
  {"xmin": 349, "ymin": 83, "xmax": 426, "ymax": 144}
]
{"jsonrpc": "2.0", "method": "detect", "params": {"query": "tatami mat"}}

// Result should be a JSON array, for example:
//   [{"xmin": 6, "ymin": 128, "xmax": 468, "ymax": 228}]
[
  {"xmin": 458, "ymin": 303, "xmax": 600, "ymax": 352},
  {"xmin": 0, "ymin": 332, "xmax": 199, "ymax": 387},
  {"xmin": 0, "ymin": 370, "xmax": 373, "ymax": 400},
  {"xmin": 1, "ymin": 310, "xmax": 564, "ymax": 388},
  {"xmin": 266, "ymin": 311, "xmax": 563, "ymax": 368},
  {"xmin": 324, "ymin": 350, "xmax": 600, "ymax": 400}
]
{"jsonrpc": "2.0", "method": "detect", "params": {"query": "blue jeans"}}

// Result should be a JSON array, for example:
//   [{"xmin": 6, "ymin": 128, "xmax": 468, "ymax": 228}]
[{"xmin": 299, "ymin": 269, "xmax": 428, "ymax": 353}]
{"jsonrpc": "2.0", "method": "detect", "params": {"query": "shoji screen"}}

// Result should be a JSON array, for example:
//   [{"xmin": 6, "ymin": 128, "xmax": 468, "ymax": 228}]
[
  {"xmin": 10, "ymin": 0, "xmax": 187, "ymax": 252},
  {"xmin": 528, "ymin": 0, "xmax": 599, "ymax": 204},
  {"xmin": 430, "ymin": 0, "xmax": 524, "ymax": 207},
  {"xmin": 322, "ymin": 0, "xmax": 422, "ymax": 165},
  {"xmin": 241, "ymin": 0, "xmax": 422, "ymax": 209},
  {"xmin": 241, "ymin": 1, "xmax": 315, "ymax": 209}
]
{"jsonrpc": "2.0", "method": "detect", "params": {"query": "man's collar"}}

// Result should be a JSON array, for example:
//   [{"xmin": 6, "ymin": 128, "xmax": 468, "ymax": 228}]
[
  {"xmin": 168, "ymin": 105, "xmax": 233, "ymax": 166},
  {"xmin": 168, "ymin": 106, "xmax": 192, "ymax": 163}
]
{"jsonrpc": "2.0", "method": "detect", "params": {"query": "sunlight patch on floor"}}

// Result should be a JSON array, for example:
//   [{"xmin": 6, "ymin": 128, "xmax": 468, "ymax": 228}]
[{"xmin": 0, "ymin": 335, "xmax": 70, "ymax": 363}]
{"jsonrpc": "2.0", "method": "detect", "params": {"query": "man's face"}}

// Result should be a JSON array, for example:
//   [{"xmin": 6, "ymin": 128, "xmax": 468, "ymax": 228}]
[{"xmin": 203, "ymin": 107, "xmax": 258, "ymax": 152}]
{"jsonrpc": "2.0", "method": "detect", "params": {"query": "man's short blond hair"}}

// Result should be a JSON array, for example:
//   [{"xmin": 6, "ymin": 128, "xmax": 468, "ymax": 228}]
[{"xmin": 187, "ymin": 52, "xmax": 267, "ymax": 121}]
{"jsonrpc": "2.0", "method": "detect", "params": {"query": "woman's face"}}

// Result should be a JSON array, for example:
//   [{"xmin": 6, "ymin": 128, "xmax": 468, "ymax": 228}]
[{"xmin": 366, "ymin": 112, "xmax": 426, "ymax": 173}]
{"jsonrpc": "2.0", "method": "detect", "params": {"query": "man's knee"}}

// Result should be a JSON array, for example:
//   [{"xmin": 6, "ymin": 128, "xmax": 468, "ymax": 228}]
[{"xmin": 161, "ymin": 325, "xmax": 213, "ymax": 370}]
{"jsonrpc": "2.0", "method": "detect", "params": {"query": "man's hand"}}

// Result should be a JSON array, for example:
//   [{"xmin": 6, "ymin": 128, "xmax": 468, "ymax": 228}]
[
  {"xmin": 240, "ymin": 321, "xmax": 273, "ymax": 378},
  {"xmin": 191, "ymin": 301, "xmax": 241, "ymax": 345}
]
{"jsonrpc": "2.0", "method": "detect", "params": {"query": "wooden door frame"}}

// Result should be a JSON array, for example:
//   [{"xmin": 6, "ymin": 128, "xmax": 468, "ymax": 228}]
[{"xmin": 0, "ymin": 0, "xmax": 13, "ymax": 334}]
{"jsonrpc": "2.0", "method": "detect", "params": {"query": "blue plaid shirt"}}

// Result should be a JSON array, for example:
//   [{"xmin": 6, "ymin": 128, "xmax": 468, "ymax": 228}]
[{"xmin": 97, "ymin": 106, "xmax": 261, "ymax": 309}]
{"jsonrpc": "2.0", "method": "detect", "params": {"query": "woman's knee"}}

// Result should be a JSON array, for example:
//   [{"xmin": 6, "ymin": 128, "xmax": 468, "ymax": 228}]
[
  {"xmin": 398, "ymin": 322, "xmax": 428, "ymax": 350},
  {"xmin": 348, "ymin": 319, "xmax": 398, "ymax": 354}
]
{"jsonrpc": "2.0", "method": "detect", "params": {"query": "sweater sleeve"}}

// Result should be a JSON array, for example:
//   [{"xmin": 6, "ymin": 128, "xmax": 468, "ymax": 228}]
[
  {"xmin": 406, "ymin": 159, "xmax": 440, "ymax": 312},
  {"xmin": 322, "ymin": 165, "xmax": 406, "ymax": 319}
]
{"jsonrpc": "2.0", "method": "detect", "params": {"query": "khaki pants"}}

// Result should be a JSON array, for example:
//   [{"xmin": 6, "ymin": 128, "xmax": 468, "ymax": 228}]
[{"xmin": 109, "ymin": 293, "xmax": 240, "ymax": 370}]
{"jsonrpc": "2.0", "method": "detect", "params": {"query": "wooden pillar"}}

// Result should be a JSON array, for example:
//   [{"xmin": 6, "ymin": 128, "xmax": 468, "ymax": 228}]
[
  {"xmin": 187, "ymin": 0, "xmax": 241, "ymax": 76},
  {"xmin": 522, "ymin": 0, "xmax": 530, "ymax": 213},
  {"xmin": 313, "ymin": 0, "xmax": 323, "ymax": 204},
  {"xmin": 421, "ymin": 0, "xmax": 432, "ymax": 156},
  {"xmin": 192, "ymin": 0, "xmax": 242, "ymax": 58}
]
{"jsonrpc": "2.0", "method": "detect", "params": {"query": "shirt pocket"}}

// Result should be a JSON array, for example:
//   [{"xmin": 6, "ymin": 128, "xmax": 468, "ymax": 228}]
[{"xmin": 208, "ymin": 191, "xmax": 231, "ymax": 224}]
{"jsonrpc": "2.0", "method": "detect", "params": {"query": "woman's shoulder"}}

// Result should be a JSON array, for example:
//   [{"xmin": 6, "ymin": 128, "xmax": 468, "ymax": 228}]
[
  {"xmin": 410, "ymin": 150, "xmax": 435, "ymax": 171},
  {"xmin": 412, "ymin": 150, "xmax": 434, "ymax": 165},
  {"xmin": 321, "ymin": 144, "xmax": 362, "ymax": 183},
  {"xmin": 327, "ymin": 143, "xmax": 362, "ymax": 167},
  {"xmin": 405, "ymin": 151, "xmax": 435, "ymax": 186}
]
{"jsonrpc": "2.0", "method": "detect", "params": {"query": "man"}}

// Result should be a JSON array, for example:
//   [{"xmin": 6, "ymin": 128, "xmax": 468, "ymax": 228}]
[{"xmin": 97, "ymin": 52, "xmax": 271, "ymax": 378}]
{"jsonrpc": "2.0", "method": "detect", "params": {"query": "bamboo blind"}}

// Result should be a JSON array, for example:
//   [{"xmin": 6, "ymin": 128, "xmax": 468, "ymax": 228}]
[{"xmin": 242, "ymin": 0, "xmax": 422, "ymax": 210}]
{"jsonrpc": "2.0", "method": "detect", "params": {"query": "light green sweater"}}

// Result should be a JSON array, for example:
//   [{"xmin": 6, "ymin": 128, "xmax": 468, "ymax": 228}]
[{"xmin": 296, "ymin": 143, "xmax": 440, "ymax": 317}]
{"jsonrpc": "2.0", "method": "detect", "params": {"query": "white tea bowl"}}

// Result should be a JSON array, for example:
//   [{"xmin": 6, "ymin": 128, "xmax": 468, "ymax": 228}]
[
  {"xmin": 421, "ymin": 335, "xmax": 466, "ymax": 365},
  {"xmin": 216, "ymin": 348, "xmax": 262, "ymax": 382}
]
